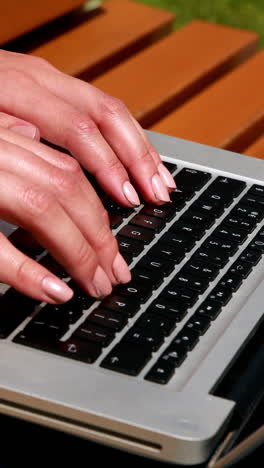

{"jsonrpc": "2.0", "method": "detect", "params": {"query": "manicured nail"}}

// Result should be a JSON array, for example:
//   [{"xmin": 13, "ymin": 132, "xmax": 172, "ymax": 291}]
[
  {"xmin": 151, "ymin": 173, "xmax": 171, "ymax": 202},
  {"xmin": 42, "ymin": 276, "xmax": 73, "ymax": 303},
  {"xmin": 158, "ymin": 163, "xmax": 176, "ymax": 189},
  {"xmin": 112, "ymin": 252, "xmax": 131, "ymax": 283},
  {"xmin": 11, "ymin": 125, "xmax": 38, "ymax": 139},
  {"xmin": 91, "ymin": 265, "xmax": 112, "ymax": 297},
  {"xmin": 123, "ymin": 181, "xmax": 140, "ymax": 206}
]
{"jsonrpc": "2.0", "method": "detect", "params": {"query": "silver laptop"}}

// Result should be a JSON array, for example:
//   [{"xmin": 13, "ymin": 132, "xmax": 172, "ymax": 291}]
[{"xmin": 1, "ymin": 130, "xmax": 264, "ymax": 466}]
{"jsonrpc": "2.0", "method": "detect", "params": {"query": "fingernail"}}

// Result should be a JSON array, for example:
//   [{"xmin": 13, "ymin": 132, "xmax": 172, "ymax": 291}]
[
  {"xmin": 151, "ymin": 173, "xmax": 171, "ymax": 202},
  {"xmin": 91, "ymin": 266, "xmax": 112, "ymax": 297},
  {"xmin": 123, "ymin": 181, "xmax": 140, "ymax": 206},
  {"xmin": 112, "ymin": 252, "xmax": 131, "ymax": 283},
  {"xmin": 42, "ymin": 276, "xmax": 73, "ymax": 303},
  {"xmin": 11, "ymin": 124, "xmax": 38, "ymax": 139},
  {"xmin": 158, "ymin": 163, "xmax": 176, "ymax": 189}
]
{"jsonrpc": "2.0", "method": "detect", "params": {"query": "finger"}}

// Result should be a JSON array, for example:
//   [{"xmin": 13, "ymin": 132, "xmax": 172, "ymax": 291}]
[
  {"xmin": 0, "ymin": 232, "xmax": 73, "ymax": 303},
  {"xmin": 130, "ymin": 115, "xmax": 176, "ymax": 191},
  {"xmin": 0, "ymin": 111, "xmax": 40, "ymax": 140},
  {"xmin": 32, "ymin": 69, "xmax": 174, "ymax": 202},
  {"xmin": 0, "ymin": 71, "xmax": 140, "ymax": 206},
  {"xmin": 0, "ymin": 170, "xmax": 112, "ymax": 298},
  {"xmin": 0, "ymin": 131, "xmax": 131, "ymax": 285}
]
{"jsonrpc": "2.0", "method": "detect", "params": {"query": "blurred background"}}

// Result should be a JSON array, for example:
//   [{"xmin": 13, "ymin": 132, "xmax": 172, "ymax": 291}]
[{"xmin": 136, "ymin": 0, "xmax": 264, "ymax": 47}]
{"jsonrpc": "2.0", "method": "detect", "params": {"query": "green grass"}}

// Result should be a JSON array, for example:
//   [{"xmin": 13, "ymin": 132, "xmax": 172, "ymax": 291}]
[{"xmin": 135, "ymin": 0, "xmax": 264, "ymax": 47}]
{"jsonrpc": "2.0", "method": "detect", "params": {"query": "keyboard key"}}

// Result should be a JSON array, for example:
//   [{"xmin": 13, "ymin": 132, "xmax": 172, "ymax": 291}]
[
  {"xmin": 87, "ymin": 308, "xmax": 127, "ymax": 332},
  {"xmin": 190, "ymin": 199, "xmax": 224, "ymax": 219},
  {"xmin": 239, "ymin": 248, "xmax": 262, "ymax": 265},
  {"xmin": 136, "ymin": 255, "xmax": 175, "ymax": 276},
  {"xmin": 0, "ymin": 289, "xmax": 37, "ymax": 339},
  {"xmin": 248, "ymin": 184, "xmax": 264, "ymax": 198},
  {"xmin": 202, "ymin": 236, "xmax": 238, "ymax": 256},
  {"xmin": 101, "ymin": 295, "xmax": 140, "ymax": 317},
  {"xmin": 229, "ymin": 260, "xmax": 252, "ymax": 278},
  {"xmin": 104, "ymin": 199, "xmax": 134, "ymax": 217},
  {"xmin": 135, "ymin": 312, "xmax": 176, "ymax": 336},
  {"xmin": 117, "ymin": 235, "xmax": 145, "ymax": 257},
  {"xmin": 170, "ymin": 221, "xmax": 206, "ymax": 240},
  {"xmin": 173, "ymin": 272, "xmax": 209, "ymax": 294},
  {"xmin": 118, "ymin": 224, "xmax": 155, "ymax": 243},
  {"xmin": 186, "ymin": 314, "xmax": 211, "ymax": 335},
  {"xmin": 249, "ymin": 236, "xmax": 264, "ymax": 253},
  {"xmin": 148, "ymin": 298, "xmax": 188, "ymax": 321},
  {"xmin": 194, "ymin": 247, "xmax": 229, "ymax": 267},
  {"xmin": 180, "ymin": 210, "xmax": 214, "ymax": 229},
  {"xmin": 141, "ymin": 203, "xmax": 175, "ymax": 221},
  {"xmin": 214, "ymin": 225, "xmax": 248, "ymax": 244},
  {"xmin": 160, "ymin": 341, "xmax": 188, "ymax": 367},
  {"xmin": 160, "ymin": 231, "xmax": 195, "ymax": 252},
  {"xmin": 115, "ymin": 280, "xmax": 152, "ymax": 303},
  {"xmin": 195, "ymin": 300, "xmax": 222, "ymax": 320},
  {"xmin": 124, "ymin": 326, "xmax": 164, "ymax": 351},
  {"xmin": 208, "ymin": 286, "xmax": 232, "ymax": 305},
  {"xmin": 224, "ymin": 214, "xmax": 256, "ymax": 233},
  {"xmin": 130, "ymin": 213, "xmax": 165, "ymax": 232},
  {"xmin": 206, "ymin": 176, "xmax": 246, "ymax": 199},
  {"xmin": 231, "ymin": 204, "xmax": 263, "ymax": 223},
  {"xmin": 145, "ymin": 359, "xmax": 175, "ymax": 384},
  {"xmin": 74, "ymin": 321, "xmax": 114, "ymax": 347},
  {"xmin": 101, "ymin": 342, "xmax": 152, "ymax": 376},
  {"xmin": 131, "ymin": 267, "xmax": 163, "ymax": 289},
  {"xmin": 173, "ymin": 327, "xmax": 200, "ymax": 350},
  {"xmin": 219, "ymin": 272, "xmax": 242, "ymax": 291},
  {"xmin": 148, "ymin": 242, "xmax": 185, "ymax": 263},
  {"xmin": 161, "ymin": 285, "xmax": 199, "ymax": 307},
  {"xmin": 183, "ymin": 259, "xmax": 219, "ymax": 281},
  {"xmin": 174, "ymin": 168, "xmax": 211, "ymax": 191}
]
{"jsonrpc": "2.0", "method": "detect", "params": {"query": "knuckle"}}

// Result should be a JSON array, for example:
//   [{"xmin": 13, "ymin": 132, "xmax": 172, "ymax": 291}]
[
  {"xmin": 71, "ymin": 114, "xmax": 98, "ymax": 138},
  {"xmin": 22, "ymin": 185, "xmax": 54, "ymax": 218},
  {"xmin": 75, "ymin": 239, "xmax": 95, "ymax": 271},
  {"xmin": 101, "ymin": 93, "xmax": 126, "ymax": 116},
  {"xmin": 51, "ymin": 166, "xmax": 78, "ymax": 198},
  {"xmin": 29, "ymin": 55, "xmax": 52, "ymax": 69},
  {"xmin": 15, "ymin": 257, "xmax": 32, "ymax": 284},
  {"xmin": 94, "ymin": 222, "xmax": 116, "ymax": 250}
]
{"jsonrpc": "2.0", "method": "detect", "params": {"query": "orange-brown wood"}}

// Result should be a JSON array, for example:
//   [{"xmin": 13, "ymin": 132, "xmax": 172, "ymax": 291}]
[
  {"xmin": 0, "ymin": 0, "xmax": 84, "ymax": 45},
  {"xmin": 92, "ymin": 21, "xmax": 258, "ymax": 128},
  {"xmin": 243, "ymin": 135, "xmax": 264, "ymax": 159},
  {"xmin": 29, "ymin": 0, "xmax": 175, "ymax": 80},
  {"xmin": 151, "ymin": 50, "xmax": 264, "ymax": 153}
]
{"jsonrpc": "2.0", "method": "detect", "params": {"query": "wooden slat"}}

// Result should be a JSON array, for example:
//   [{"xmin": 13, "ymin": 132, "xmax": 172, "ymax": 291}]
[
  {"xmin": 29, "ymin": 0, "xmax": 175, "ymax": 81},
  {"xmin": 243, "ymin": 135, "xmax": 264, "ymax": 159},
  {"xmin": 92, "ymin": 21, "xmax": 258, "ymax": 128},
  {"xmin": 151, "ymin": 50, "xmax": 264, "ymax": 153},
  {"xmin": 0, "ymin": 0, "xmax": 84, "ymax": 45}
]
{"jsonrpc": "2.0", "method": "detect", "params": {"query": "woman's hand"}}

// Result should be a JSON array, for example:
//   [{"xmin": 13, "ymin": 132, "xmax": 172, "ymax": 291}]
[{"xmin": 0, "ymin": 50, "xmax": 175, "ymax": 304}]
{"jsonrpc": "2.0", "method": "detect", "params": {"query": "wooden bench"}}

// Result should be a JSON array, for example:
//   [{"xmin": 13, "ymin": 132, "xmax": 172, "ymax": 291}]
[{"xmin": 1, "ymin": 0, "xmax": 263, "ymax": 161}]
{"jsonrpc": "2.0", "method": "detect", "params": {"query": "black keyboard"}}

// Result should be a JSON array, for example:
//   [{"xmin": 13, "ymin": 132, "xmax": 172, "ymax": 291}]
[{"xmin": 1, "ymin": 162, "xmax": 264, "ymax": 385}]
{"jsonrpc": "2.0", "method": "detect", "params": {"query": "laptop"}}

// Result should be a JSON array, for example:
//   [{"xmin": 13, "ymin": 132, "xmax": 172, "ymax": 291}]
[{"xmin": 1, "ymin": 130, "xmax": 264, "ymax": 466}]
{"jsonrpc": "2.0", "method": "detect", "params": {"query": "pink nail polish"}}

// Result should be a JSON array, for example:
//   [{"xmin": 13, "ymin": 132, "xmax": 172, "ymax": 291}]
[
  {"xmin": 91, "ymin": 266, "xmax": 112, "ymax": 297},
  {"xmin": 123, "ymin": 181, "xmax": 140, "ymax": 206},
  {"xmin": 158, "ymin": 163, "xmax": 176, "ymax": 189},
  {"xmin": 151, "ymin": 174, "xmax": 171, "ymax": 202},
  {"xmin": 11, "ymin": 125, "xmax": 38, "ymax": 139},
  {"xmin": 112, "ymin": 252, "xmax": 131, "ymax": 283},
  {"xmin": 42, "ymin": 277, "xmax": 73, "ymax": 303}
]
